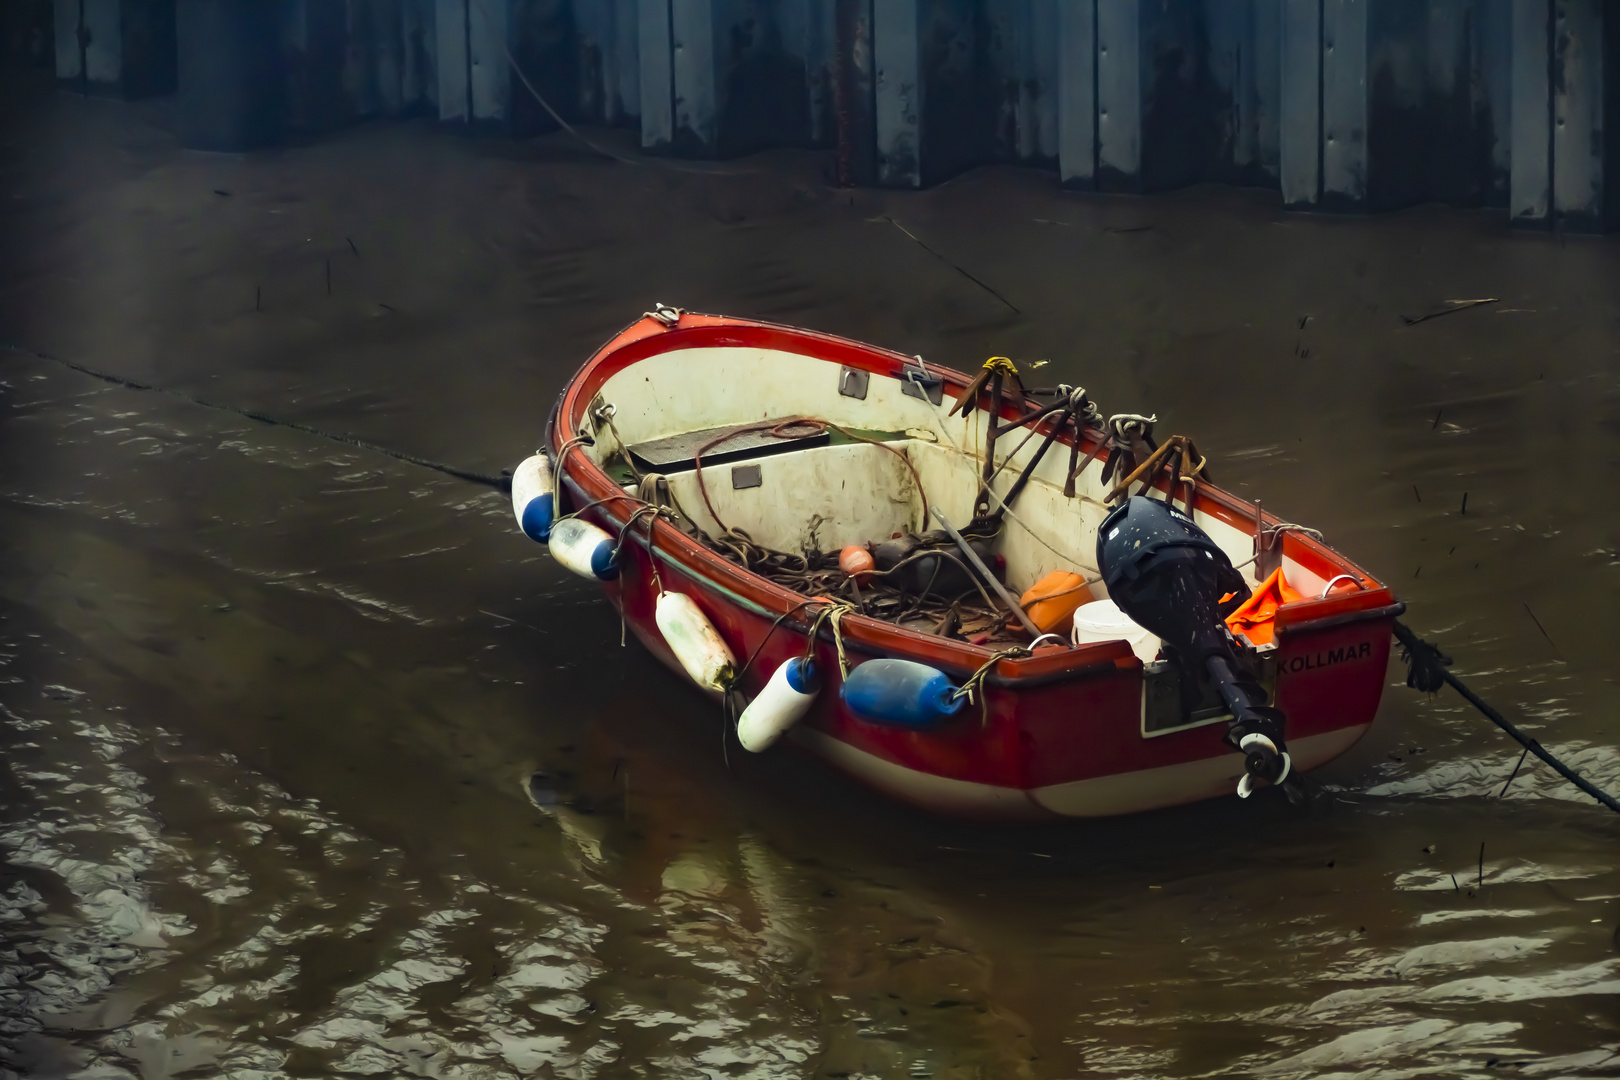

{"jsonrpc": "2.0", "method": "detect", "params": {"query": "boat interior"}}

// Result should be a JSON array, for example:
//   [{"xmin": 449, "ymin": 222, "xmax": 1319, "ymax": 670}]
[{"xmin": 574, "ymin": 342, "xmax": 1352, "ymax": 642}]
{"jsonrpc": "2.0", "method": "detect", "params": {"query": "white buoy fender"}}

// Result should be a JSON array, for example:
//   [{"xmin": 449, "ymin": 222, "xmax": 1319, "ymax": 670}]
[
  {"xmin": 737, "ymin": 657, "xmax": 821, "ymax": 752},
  {"xmin": 510, "ymin": 453, "xmax": 555, "ymax": 542},
  {"xmin": 548, "ymin": 517, "xmax": 619, "ymax": 581},
  {"xmin": 655, "ymin": 592, "xmax": 736, "ymax": 692}
]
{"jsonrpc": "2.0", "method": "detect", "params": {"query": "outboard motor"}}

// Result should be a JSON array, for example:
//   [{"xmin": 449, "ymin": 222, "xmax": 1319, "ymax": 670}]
[{"xmin": 1097, "ymin": 497, "xmax": 1292, "ymax": 797}]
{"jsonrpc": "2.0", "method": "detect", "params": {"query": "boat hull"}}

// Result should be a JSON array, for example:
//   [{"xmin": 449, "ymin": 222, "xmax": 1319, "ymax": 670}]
[
  {"xmin": 573, "ymin": 498, "xmax": 1394, "ymax": 822},
  {"xmin": 546, "ymin": 313, "xmax": 1399, "ymax": 821}
]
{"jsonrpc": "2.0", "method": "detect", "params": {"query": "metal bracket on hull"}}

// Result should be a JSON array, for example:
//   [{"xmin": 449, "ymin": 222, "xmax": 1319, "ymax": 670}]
[
  {"xmin": 900, "ymin": 357, "xmax": 943, "ymax": 405},
  {"xmin": 643, "ymin": 302, "xmax": 684, "ymax": 327},
  {"xmin": 1141, "ymin": 652, "xmax": 1278, "ymax": 739},
  {"xmin": 838, "ymin": 366, "xmax": 870, "ymax": 399}
]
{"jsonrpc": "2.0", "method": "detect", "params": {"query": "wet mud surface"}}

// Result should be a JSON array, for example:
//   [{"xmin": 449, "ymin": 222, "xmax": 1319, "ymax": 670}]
[{"xmin": 2, "ymin": 71, "xmax": 1619, "ymax": 1078}]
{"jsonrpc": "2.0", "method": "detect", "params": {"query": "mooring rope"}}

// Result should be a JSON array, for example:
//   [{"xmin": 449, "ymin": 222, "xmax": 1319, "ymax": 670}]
[
  {"xmin": 1394, "ymin": 619, "xmax": 1619, "ymax": 815},
  {"xmin": 3, "ymin": 342, "xmax": 510, "ymax": 490},
  {"xmin": 471, "ymin": 0, "xmax": 757, "ymax": 178}
]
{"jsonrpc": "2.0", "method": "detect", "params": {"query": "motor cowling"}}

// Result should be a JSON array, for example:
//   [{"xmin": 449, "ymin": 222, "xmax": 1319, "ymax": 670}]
[{"xmin": 1097, "ymin": 497, "xmax": 1291, "ymax": 796}]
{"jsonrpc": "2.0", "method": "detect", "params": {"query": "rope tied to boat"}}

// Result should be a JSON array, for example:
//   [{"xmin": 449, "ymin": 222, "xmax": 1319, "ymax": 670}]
[
  {"xmin": 642, "ymin": 303, "xmax": 684, "ymax": 327},
  {"xmin": 1264, "ymin": 521, "xmax": 1323, "ymax": 542},
  {"xmin": 1229, "ymin": 521, "xmax": 1326, "ymax": 572},
  {"xmin": 982, "ymin": 356, "xmax": 1020, "ymax": 378},
  {"xmin": 4, "ymin": 341, "xmax": 513, "ymax": 490},
  {"xmin": 1107, "ymin": 412, "xmax": 1159, "ymax": 438},
  {"xmin": 551, "ymin": 485, "xmax": 646, "ymax": 529},
  {"xmin": 949, "ymin": 356, "xmax": 1024, "ymax": 419},
  {"xmin": 1391, "ymin": 620, "xmax": 1619, "ymax": 815},
  {"xmin": 550, "ymin": 432, "xmax": 593, "ymax": 496},
  {"xmin": 594, "ymin": 402, "xmax": 644, "ymax": 486},
  {"xmin": 803, "ymin": 601, "xmax": 856, "ymax": 680},
  {"xmin": 614, "ymin": 504, "xmax": 668, "ymax": 594},
  {"xmin": 1396, "ymin": 622, "xmax": 1452, "ymax": 693},
  {"xmin": 1063, "ymin": 411, "xmax": 1156, "ymax": 497},
  {"xmin": 1059, "ymin": 384, "xmax": 1102, "ymax": 430},
  {"xmin": 951, "ymin": 646, "xmax": 1030, "ymax": 726},
  {"xmin": 906, "ymin": 367, "xmax": 1083, "ymax": 571}
]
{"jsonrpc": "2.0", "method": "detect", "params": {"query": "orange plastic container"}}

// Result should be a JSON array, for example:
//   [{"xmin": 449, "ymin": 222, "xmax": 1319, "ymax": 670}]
[{"xmin": 1015, "ymin": 571, "xmax": 1093, "ymax": 636}]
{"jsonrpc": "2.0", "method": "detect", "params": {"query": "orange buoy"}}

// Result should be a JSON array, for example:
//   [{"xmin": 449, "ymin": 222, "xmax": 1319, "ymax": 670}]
[
  {"xmin": 1014, "ymin": 571, "xmax": 1093, "ymax": 636},
  {"xmin": 839, "ymin": 544, "xmax": 875, "ymax": 583}
]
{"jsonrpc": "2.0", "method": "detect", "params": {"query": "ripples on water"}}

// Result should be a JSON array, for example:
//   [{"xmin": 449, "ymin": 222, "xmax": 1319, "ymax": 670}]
[
  {"xmin": 4, "ymin": 364, "xmax": 1619, "ymax": 1077},
  {"xmin": 0, "ymin": 675, "xmax": 828, "ymax": 1078},
  {"xmin": 4, "ymin": 104, "xmax": 1620, "ymax": 1077},
  {"xmin": 4, "ymin": 651, "xmax": 1617, "ymax": 1079},
  {"xmin": 3, "ymin": 361, "xmax": 1619, "ymax": 1077}
]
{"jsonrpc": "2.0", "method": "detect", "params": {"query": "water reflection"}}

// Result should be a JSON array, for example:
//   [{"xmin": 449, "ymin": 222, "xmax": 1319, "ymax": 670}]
[{"xmin": 4, "ymin": 530, "xmax": 1618, "ymax": 1077}]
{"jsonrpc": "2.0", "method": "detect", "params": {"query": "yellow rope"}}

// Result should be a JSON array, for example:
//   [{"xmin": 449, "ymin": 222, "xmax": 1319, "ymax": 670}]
[
  {"xmin": 982, "ymin": 356, "xmax": 1019, "ymax": 377},
  {"xmin": 828, "ymin": 607, "xmax": 851, "ymax": 680},
  {"xmin": 803, "ymin": 601, "xmax": 856, "ymax": 680},
  {"xmin": 952, "ymin": 646, "xmax": 1030, "ymax": 725}
]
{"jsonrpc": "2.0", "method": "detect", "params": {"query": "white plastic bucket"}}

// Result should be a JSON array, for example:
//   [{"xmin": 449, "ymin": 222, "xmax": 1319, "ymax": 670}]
[{"xmin": 1070, "ymin": 599, "xmax": 1160, "ymax": 663}]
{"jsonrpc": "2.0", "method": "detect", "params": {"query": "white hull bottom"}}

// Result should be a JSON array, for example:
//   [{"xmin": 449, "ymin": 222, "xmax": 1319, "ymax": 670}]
[{"xmin": 793, "ymin": 725, "xmax": 1371, "ymax": 821}]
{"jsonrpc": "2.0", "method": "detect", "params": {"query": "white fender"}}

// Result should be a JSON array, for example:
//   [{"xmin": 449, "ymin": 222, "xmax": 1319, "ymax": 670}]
[
  {"xmin": 737, "ymin": 657, "xmax": 821, "ymax": 752},
  {"xmin": 655, "ymin": 592, "xmax": 736, "ymax": 692},
  {"xmin": 510, "ymin": 454, "xmax": 555, "ymax": 542},
  {"xmin": 548, "ymin": 518, "xmax": 618, "ymax": 580}
]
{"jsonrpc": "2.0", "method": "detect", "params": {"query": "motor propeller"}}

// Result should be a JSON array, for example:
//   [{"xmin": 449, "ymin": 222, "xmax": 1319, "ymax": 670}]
[{"xmin": 1096, "ymin": 496, "xmax": 1292, "ymax": 797}]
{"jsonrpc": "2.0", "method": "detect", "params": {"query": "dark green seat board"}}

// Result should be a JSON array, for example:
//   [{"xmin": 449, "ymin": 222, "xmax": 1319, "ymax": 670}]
[
  {"xmin": 625, "ymin": 420, "xmax": 828, "ymax": 474},
  {"xmin": 610, "ymin": 424, "xmax": 913, "ymax": 483},
  {"xmin": 826, "ymin": 426, "xmax": 911, "ymax": 446}
]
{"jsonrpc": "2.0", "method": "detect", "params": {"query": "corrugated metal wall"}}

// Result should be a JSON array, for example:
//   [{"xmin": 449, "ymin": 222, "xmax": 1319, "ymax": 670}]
[{"xmin": 45, "ymin": 0, "xmax": 1620, "ymax": 230}]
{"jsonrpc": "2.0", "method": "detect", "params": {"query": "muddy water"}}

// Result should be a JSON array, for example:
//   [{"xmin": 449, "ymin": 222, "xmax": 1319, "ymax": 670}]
[{"xmin": 1, "ymin": 71, "xmax": 1618, "ymax": 1078}]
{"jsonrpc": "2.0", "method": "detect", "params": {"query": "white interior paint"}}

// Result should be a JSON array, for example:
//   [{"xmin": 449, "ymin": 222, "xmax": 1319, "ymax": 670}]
[
  {"xmin": 664, "ymin": 442, "xmax": 925, "ymax": 553},
  {"xmin": 590, "ymin": 345, "xmax": 1276, "ymax": 596}
]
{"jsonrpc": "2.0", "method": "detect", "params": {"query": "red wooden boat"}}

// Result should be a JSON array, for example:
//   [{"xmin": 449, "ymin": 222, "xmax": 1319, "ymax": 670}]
[{"xmin": 517, "ymin": 308, "xmax": 1402, "ymax": 821}]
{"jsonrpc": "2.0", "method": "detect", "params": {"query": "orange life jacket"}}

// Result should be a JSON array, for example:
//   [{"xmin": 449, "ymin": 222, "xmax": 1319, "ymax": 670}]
[{"xmin": 1223, "ymin": 567, "xmax": 1303, "ymax": 647}]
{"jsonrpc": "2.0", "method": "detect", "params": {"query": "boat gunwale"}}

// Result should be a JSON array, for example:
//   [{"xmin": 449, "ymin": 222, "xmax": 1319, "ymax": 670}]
[{"xmin": 545, "ymin": 312, "xmax": 1397, "ymax": 686}]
